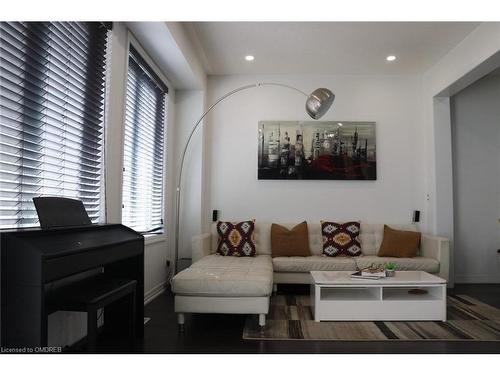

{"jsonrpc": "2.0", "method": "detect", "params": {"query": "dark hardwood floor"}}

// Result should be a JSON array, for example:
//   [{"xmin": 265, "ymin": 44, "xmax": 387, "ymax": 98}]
[{"xmin": 88, "ymin": 284, "xmax": 500, "ymax": 354}]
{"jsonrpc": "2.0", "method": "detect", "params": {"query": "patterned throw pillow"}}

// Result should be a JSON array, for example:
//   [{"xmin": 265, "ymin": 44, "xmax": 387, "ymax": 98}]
[
  {"xmin": 216, "ymin": 220, "xmax": 256, "ymax": 257},
  {"xmin": 321, "ymin": 221, "xmax": 361, "ymax": 257}
]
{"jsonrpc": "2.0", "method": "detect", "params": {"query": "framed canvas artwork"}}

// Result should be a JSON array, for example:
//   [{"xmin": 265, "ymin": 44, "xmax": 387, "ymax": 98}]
[{"xmin": 258, "ymin": 121, "xmax": 376, "ymax": 180}]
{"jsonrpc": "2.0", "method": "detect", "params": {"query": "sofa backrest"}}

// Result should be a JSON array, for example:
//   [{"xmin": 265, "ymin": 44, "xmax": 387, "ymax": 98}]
[{"xmin": 210, "ymin": 222, "xmax": 418, "ymax": 256}]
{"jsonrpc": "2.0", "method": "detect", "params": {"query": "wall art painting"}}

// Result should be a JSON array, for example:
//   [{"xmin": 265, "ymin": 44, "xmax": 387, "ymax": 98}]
[{"xmin": 258, "ymin": 121, "xmax": 376, "ymax": 180}]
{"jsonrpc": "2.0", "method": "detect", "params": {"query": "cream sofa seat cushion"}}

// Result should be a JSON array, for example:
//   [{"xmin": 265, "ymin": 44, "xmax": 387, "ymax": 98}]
[
  {"xmin": 272, "ymin": 256, "xmax": 357, "ymax": 273},
  {"xmin": 171, "ymin": 254, "xmax": 273, "ymax": 297},
  {"xmin": 355, "ymin": 256, "xmax": 439, "ymax": 273}
]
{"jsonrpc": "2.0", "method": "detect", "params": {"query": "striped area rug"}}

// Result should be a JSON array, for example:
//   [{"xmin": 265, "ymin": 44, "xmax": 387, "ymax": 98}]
[{"xmin": 243, "ymin": 294, "xmax": 500, "ymax": 341}]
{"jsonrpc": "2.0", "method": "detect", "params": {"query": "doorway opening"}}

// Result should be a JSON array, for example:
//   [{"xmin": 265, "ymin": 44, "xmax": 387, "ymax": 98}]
[{"xmin": 451, "ymin": 67, "xmax": 500, "ymax": 283}]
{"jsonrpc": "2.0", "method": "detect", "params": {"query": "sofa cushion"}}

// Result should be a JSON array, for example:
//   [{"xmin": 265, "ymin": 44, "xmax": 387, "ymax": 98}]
[
  {"xmin": 271, "ymin": 222, "xmax": 310, "ymax": 257},
  {"xmin": 321, "ymin": 221, "xmax": 361, "ymax": 256},
  {"xmin": 171, "ymin": 254, "xmax": 273, "ymax": 297},
  {"xmin": 210, "ymin": 222, "xmax": 419, "ymax": 256},
  {"xmin": 211, "ymin": 221, "xmax": 272, "ymax": 255},
  {"xmin": 355, "ymin": 256, "xmax": 439, "ymax": 273},
  {"xmin": 216, "ymin": 220, "xmax": 256, "ymax": 257},
  {"xmin": 378, "ymin": 225, "xmax": 421, "ymax": 258},
  {"xmin": 359, "ymin": 223, "xmax": 418, "ymax": 255},
  {"xmin": 273, "ymin": 256, "xmax": 357, "ymax": 273}
]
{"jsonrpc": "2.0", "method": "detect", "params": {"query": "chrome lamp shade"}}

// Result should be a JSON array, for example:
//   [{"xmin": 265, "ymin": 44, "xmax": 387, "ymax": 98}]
[{"xmin": 305, "ymin": 88, "xmax": 335, "ymax": 120}]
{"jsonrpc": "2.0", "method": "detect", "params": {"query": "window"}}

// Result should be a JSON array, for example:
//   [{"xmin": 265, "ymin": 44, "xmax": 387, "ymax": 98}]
[
  {"xmin": 0, "ymin": 22, "xmax": 110, "ymax": 229},
  {"xmin": 121, "ymin": 45, "xmax": 167, "ymax": 233}
]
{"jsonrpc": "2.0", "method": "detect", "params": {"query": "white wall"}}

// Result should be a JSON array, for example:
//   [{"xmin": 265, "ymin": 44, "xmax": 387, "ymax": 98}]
[
  {"xmin": 452, "ymin": 73, "xmax": 500, "ymax": 283},
  {"xmin": 205, "ymin": 74, "xmax": 425, "ymax": 228},
  {"xmin": 175, "ymin": 90, "xmax": 206, "ymax": 264}
]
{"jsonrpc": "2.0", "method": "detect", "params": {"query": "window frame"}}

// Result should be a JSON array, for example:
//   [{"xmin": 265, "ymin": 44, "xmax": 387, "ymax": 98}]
[{"xmin": 121, "ymin": 32, "xmax": 170, "ymax": 242}]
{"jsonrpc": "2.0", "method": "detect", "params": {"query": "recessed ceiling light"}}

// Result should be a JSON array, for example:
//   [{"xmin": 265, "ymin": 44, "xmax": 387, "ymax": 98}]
[
  {"xmin": 386, "ymin": 55, "xmax": 397, "ymax": 62},
  {"xmin": 245, "ymin": 55, "xmax": 255, "ymax": 61}
]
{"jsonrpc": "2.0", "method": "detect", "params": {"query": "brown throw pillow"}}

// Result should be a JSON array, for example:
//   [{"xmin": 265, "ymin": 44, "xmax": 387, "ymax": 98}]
[
  {"xmin": 271, "ymin": 222, "xmax": 310, "ymax": 258},
  {"xmin": 378, "ymin": 225, "xmax": 421, "ymax": 258}
]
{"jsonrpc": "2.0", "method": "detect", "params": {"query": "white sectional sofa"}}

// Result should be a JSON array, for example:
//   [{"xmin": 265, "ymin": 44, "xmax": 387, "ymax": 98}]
[{"xmin": 171, "ymin": 222, "xmax": 450, "ymax": 329}]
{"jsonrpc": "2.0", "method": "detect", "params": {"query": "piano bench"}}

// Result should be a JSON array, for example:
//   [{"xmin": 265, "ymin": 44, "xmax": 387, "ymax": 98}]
[{"xmin": 47, "ymin": 275, "xmax": 137, "ymax": 352}]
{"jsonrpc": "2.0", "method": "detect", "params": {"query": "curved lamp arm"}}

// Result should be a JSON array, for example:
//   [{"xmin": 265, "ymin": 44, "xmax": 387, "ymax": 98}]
[{"xmin": 173, "ymin": 82, "xmax": 329, "ymax": 275}]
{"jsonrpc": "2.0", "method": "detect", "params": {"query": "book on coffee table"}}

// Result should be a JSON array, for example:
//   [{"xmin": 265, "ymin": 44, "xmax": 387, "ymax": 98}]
[{"xmin": 351, "ymin": 270, "xmax": 386, "ymax": 279}]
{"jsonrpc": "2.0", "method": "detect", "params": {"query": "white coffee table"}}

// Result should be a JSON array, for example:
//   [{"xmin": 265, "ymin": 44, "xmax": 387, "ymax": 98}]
[{"xmin": 310, "ymin": 271, "xmax": 447, "ymax": 322}]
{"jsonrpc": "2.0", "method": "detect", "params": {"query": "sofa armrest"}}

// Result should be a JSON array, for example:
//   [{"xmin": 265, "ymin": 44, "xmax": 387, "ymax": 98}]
[
  {"xmin": 421, "ymin": 234, "xmax": 450, "ymax": 282},
  {"xmin": 192, "ymin": 233, "xmax": 212, "ymax": 263}
]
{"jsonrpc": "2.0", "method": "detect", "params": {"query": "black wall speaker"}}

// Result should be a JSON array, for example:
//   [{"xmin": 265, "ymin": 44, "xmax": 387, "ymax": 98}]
[
  {"xmin": 212, "ymin": 210, "xmax": 219, "ymax": 222},
  {"xmin": 412, "ymin": 210, "xmax": 420, "ymax": 223}
]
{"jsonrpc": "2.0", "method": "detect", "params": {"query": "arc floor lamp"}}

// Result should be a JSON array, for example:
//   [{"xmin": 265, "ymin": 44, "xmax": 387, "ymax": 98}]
[{"xmin": 173, "ymin": 82, "xmax": 335, "ymax": 273}]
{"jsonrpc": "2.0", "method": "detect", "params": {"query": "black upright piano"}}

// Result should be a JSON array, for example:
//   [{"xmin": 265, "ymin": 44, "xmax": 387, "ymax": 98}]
[{"xmin": 1, "ymin": 224, "xmax": 144, "ymax": 348}]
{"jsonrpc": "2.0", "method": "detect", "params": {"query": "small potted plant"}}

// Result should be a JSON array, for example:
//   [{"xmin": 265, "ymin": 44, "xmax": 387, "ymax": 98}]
[{"xmin": 384, "ymin": 262, "xmax": 396, "ymax": 277}]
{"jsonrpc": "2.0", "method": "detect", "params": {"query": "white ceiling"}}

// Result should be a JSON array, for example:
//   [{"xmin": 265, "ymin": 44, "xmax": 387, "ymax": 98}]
[{"xmin": 189, "ymin": 22, "xmax": 480, "ymax": 75}]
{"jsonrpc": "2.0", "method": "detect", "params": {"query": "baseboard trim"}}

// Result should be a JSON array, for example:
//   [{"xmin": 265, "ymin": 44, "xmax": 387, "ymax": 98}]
[
  {"xmin": 455, "ymin": 274, "xmax": 500, "ymax": 284},
  {"xmin": 144, "ymin": 282, "xmax": 167, "ymax": 305}
]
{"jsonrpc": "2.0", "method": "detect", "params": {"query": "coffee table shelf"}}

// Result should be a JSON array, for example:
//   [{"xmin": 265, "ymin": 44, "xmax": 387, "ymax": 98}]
[
  {"xmin": 382, "ymin": 287, "xmax": 442, "ymax": 301},
  {"xmin": 321, "ymin": 287, "xmax": 381, "ymax": 301},
  {"xmin": 310, "ymin": 271, "xmax": 447, "ymax": 322}
]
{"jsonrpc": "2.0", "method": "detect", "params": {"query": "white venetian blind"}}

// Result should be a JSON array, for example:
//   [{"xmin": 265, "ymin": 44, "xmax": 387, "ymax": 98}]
[
  {"xmin": 0, "ymin": 22, "xmax": 109, "ymax": 229},
  {"xmin": 121, "ymin": 45, "xmax": 167, "ymax": 233}
]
